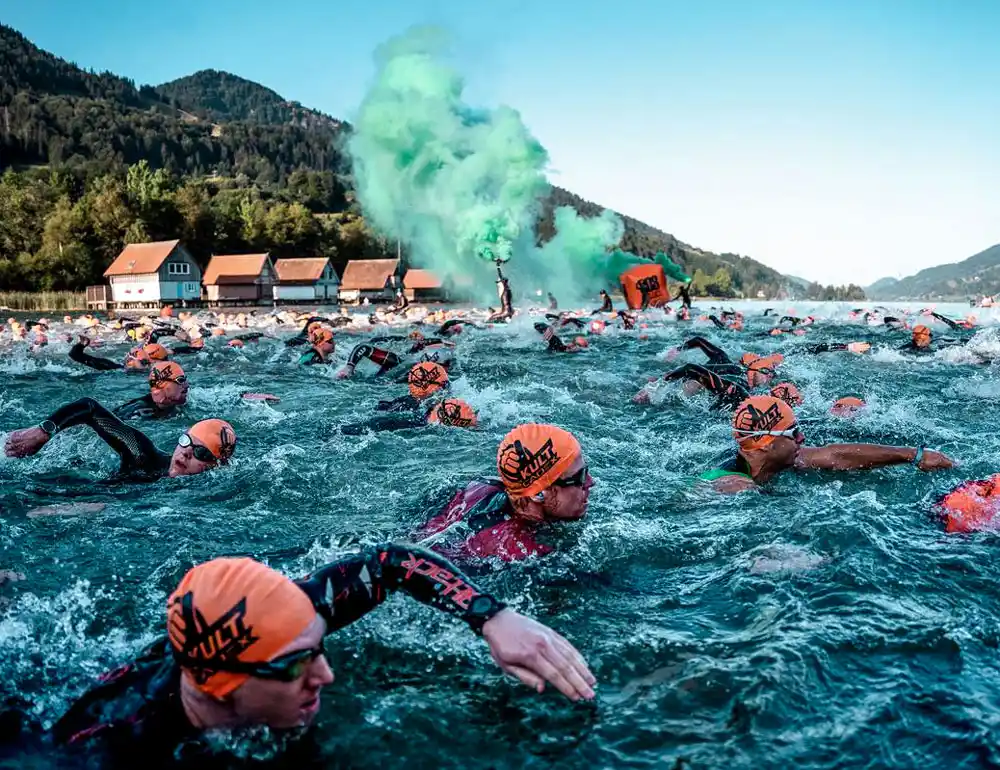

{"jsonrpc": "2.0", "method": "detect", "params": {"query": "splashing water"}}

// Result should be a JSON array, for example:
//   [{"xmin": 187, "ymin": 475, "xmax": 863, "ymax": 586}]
[{"xmin": 1, "ymin": 304, "xmax": 1000, "ymax": 767}]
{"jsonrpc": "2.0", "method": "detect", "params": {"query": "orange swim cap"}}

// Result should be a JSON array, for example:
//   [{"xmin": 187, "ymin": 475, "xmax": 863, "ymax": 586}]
[
  {"xmin": 497, "ymin": 424, "xmax": 581, "ymax": 498},
  {"xmin": 408, "ymin": 330, "xmax": 425, "ymax": 340},
  {"xmin": 732, "ymin": 396, "xmax": 797, "ymax": 451},
  {"xmin": 142, "ymin": 343, "xmax": 169, "ymax": 361},
  {"xmin": 770, "ymin": 382, "xmax": 803, "ymax": 406},
  {"xmin": 407, "ymin": 362, "xmax": 448, "ymax": 399},
  {"xmin": 212, "ymin": 328, "xmax": 226, "ymax": 337},
  {"xmin": 149, "ymin": 361, "xmax": 185, "ymax": 388},
  {"xmin": 186, "ymin": 419, "xmax": 237, "ymax": 463},
  {"xmin": 938, "ymin": 475, "xmax": 1000, "ymax": 534},
  {"xmin": 830, "ymin": 396, "xmax": 866, "ymax": 416},
  {"xmin": 167, "ymin": 557, "xmax": 316, "ymax": 699},
  {"xmin": 740, "ymin": 353, "xmax": 761, "ymax": 367},
  {"xmin": 912, "ymin": 325, "xmax": 932, "ymax": 344},
  {"xmin": 427, "ymin": 398, "xmax": 478, "ymax": 428}
]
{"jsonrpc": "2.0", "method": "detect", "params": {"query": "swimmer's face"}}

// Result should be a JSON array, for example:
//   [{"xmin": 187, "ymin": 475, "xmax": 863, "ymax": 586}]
[
  {"xmin": 151, "ymin": 377, "xmax": 189, "ymax": 408},
  {"xmin": 229, "ymin": 615, "xmax": 333, "ymax": 729},
  {"xmin": 168, "ymin": 440, "xmax": 215, "ymax": 478},
  {"xmin": 543, "ymin": 455, "xmax": 594, "ymax": 521}
]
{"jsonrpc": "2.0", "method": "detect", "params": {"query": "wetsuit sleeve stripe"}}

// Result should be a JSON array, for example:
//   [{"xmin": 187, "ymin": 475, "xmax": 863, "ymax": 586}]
[
  {"xmin": 295, "ymin": 544, "xmax": 506, "ymax": 635},
  {"xmin": 69, "ymin": 343, "xmax": 124, "ymax": 371},
  {"xmin": 46, "ymin": 397, "xmax": 162, "ymax": 472}
]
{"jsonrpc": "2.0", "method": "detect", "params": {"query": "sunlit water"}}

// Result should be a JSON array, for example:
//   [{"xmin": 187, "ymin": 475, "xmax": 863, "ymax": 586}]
[{"xmin": 2, "ymin": 300, "xmax": 1000, "ymax": 768}]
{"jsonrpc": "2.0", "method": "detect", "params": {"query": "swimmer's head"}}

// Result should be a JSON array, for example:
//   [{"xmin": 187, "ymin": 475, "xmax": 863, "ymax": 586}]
[
  {"xmin": 167, "ymin": 557, "xmax": 330, "ymax": 728},
  {"xmin": 497, "ymin": 424, "xmax": 592, "ymax": 522},
  {"xmin": 124, "ymin": 347, "xmax": 151, "ymax": 371},
  {"xmin": 427, "ymin": 398, "xmax": 478, "ymax": 428},
  {"xmin": 589, "ymin": 320, "xmax": 606, "ymax": 335},
  {"xmin": 770, "ymin": 382, "xmax": 803, "ymax": 407},
  {"xmin": 746, "ymin": 356, "xmax": 779, "ymax": 388},
  {"xmin": 149, "ymin": 361, "xmax": 188, "ymax": 407},
  {"xmin": 732, "ymin": 396, "xmax": 803, "ymax": 463},
  {"xmin": 407, "ymin": 362, "xmax": 448, "ymax": 400},
  {"xmin": 169, "ymin": 419, "xmax": 236, "ymax": 478},
  {"xmin": 142, "ymin": 343, "xmax": 169, "ymax": 361},
  {"xmin": 912, "ymin": 325, "xmax": 932, "ymax": 348},
  {"xmin": 830, "ymin": 396, "xmax": 866, "ymax": 417},
  {"xmin": 937, "ymin": 474, "xmax": 1000, "ymax": 534}
]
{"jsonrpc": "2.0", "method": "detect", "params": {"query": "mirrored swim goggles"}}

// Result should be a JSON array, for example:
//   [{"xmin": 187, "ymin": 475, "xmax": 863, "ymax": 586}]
[{"xmin": 177, "ymin": 432, "xmax": 221, "ymax": 464}]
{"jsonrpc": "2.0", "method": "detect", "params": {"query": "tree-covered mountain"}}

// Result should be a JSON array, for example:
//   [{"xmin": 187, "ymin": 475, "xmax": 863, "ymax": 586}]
[
  {"xmin": 865, "ymin": 244, "xmax": 1000, "ymax": 300},
  {"xmin": 155, "ymin": 70, "xmax": 343, "ymax": 131},
  {"xmin": 0, "ymin": 22, "xmax": 828, "ymax": 299}
]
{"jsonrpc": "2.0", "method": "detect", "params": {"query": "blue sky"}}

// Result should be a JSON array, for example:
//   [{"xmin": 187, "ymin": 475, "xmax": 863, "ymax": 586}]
[{"xmin": 5, "ymin": 0, "xmax": 999, "ymax": 285}]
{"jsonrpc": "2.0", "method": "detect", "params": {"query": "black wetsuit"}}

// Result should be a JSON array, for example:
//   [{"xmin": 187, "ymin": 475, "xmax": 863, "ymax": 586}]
[
  {"xmin": 341, "ymin": 412, "xmax": 430, "ymax": 435},
  {"xmin": 678, "ymin": 336, "xmax": 742, "ymax": 378},
  {"xmin": 69, "ymin": 343, "xmax": 124, "ymax": 371},
  {"xmin": 663, "ymin": 363, "xmax": 749, "ymax": 411},
  {"xmin": 437, "ymin": 319, "xmax": 480, "ymax": 335},
  {"xmin": 594, "ymin": 292, "xmax": 613, "ymax": 313},
  {"xmin": 40, "ymin": 398, "xmax": 170, "ymax": 481},
  {"xmin": 803, "ymin": 343, "xmax": 851, "ymax": 354},
  {"xmin": 617, "ymin": 311, "xmax": 636, "ymax": 330},
  {"xmin": 297, "ymin": 348, "xmax": 330, "ymax": 366},
  {"xmin": 112, "ymin": 394, "xmax": 176, "ymax": 422},
  {"xmin": 486, "ymin": 278, "xmax": 514, "ymax": 323},
  {"xmin": 376, "ymin": 394, "xmax": 422, "ymax": 413},
  {"xmin": 50, "ymin": 543, "xmax": 504, "ymax": 767},
  {"xmin": 344, "ymin": 343, "xmax": 402, "ymax": 376},
  {"xmin": 674, "ymin": 284, "xmax": 692, "ymax": 309},
  {"xmin": 534, "ymin": 323, "xmax": 571, "ymax": 352}
]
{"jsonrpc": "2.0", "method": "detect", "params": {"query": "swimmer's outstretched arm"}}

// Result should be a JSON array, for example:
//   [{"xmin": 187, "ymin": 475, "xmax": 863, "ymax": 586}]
[
  {"xmin": 930, "ymin": 312, "xmax": 962, "ymax": 331},
  {"xmin": 295, "ymin": 543, "xmax": 596, "ymax": 701},
  {"xmin": 663, "ymin": 363, "xmax": 731, "ymax": 394},
  {"xmin": 795, "ymin": 445, "xmax": 953, "ymax": 472},
  {"xmin": 69, "ymin": 339, "xmax": 123, "ymax": 371},
  {"xmin": 680, "ymin": 336, "xmax": 730, "ymax": 364},
  {"xmin": 7, "ymin": 397, "xmax": 163, "ymax": 472},
  {"xmin": 706, "ymin": 315, "xmax": 727, "ymax": 330}
]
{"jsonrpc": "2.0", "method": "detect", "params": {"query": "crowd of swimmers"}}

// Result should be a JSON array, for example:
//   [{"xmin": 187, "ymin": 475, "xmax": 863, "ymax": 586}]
[{"xmin": 1, "ymin": 282, "xmax": 997, "ymax": 765}]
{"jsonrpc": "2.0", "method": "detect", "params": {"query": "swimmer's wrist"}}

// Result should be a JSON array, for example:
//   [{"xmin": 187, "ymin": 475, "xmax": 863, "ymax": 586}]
[
  {"xmin": 465, "ymin": 595, "xmax": 507, "ymax": 636},
  {"xmin": 911, "ymin": 446, "xmax": 925, "ymax": 466},
  {"xmin": 38, "ymin": 420, "xmax": 57, "ymax": 437}
]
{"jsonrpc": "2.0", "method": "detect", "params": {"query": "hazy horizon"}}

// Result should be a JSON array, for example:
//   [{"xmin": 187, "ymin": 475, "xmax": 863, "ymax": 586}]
[{"xmin": 5, "ymin": 0, "xmax": 998, "ymax": 286}]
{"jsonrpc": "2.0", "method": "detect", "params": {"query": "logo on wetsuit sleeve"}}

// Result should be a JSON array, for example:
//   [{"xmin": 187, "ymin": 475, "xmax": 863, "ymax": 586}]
[
  {"xmin": 734, "ymin": 401, "xmax": 784, "ymax": 433},
  {"xmin": 168, "ymin": 592, "xmax": 258, "ymax": 682},
  {"xmin": 498, "ymin": 438, "xmax": 559, "ymax": 489}
]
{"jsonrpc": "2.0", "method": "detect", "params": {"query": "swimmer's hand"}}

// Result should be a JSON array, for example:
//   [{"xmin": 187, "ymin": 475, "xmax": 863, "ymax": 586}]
[
  {"xmin": 4, "ymin": 427, "xmax": 50, "ymax": 458},
  {"xmin": 241, "ymin": 393, "xmax": 280, "ymax": 403},
  {"xmin": 77, "ymin": 334, "xmax": 91, "ymax": 347},
  {"xmin": 847, "ymin": 342, "xmax": 871, "ymax": 354},
  {"xmin": 481, "ymin": 609, "xmax": 596, "ymax": 703},
  {"xmin": 335, "ymin": 366, "xmax": 353, "ymax": 380},
  {"xmin": 632, "ymin": 389, "xmax": 651, "ymax": 405},
  {"xmin": 917, "ymin": 449, "xmax": 954, "ymax": 471}
]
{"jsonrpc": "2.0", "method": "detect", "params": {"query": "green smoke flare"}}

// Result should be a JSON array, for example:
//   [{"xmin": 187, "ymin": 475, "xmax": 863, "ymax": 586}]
[{"xmin": 347, "ymin": 27, "xmax": 549, "ymax": 298}]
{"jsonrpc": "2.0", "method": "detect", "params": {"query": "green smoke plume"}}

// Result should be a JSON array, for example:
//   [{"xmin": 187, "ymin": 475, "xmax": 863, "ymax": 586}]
[
  {"xmin": 347, "ymin": 27, "xmax": 550, "ymax": 299},
  {"xmin": 347, "ymin": 27, "xmax": 690, "ymax": 305}
]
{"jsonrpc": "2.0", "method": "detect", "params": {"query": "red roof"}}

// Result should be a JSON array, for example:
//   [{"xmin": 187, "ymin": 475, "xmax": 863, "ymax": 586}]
[
  {"xmin": 274, "ymin": 258, "xmax": 331, "ymax": 283},
  {"xmin": 104, "ymin": 240, "xmax": 181, "ymax": 277},
  {"xmin": 340, "ymin": 259, "xmax": 398, "ymax": 290},
  {"xmin": 203, "ymin": 254, "xmax": 272, "ymax": 285},
  {"xmin": 403, "ymin": 269, "xmax": 443, "ymax": 289}
]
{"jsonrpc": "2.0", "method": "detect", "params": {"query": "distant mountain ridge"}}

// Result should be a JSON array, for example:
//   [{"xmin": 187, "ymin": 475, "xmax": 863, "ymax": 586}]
[{"xmin": 866, "ymin": 244, "xmax": 1000, "ymax": 300}]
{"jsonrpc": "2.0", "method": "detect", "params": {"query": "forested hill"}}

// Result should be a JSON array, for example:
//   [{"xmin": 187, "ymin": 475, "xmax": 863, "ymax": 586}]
[
  {"xmin": 866, "ymin": 244, "xmax": 1000, "ymax": 300},
  {"xmin": 0, "ymin": 22, "xmax": 812, "ymax": 299},
  {"xmin": 155, "ymin": 70, "xmax": 343, "ymax": 131}
]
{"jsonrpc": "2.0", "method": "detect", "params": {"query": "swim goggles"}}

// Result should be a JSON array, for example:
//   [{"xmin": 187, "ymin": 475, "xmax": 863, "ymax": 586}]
[
  {"xmin": 735, "ymin": 424, "xmax": 804, "ymax": 442},
  {"xmin": 553, "ymin": 465, "xmax": 590, "ymax": 488},
  {"xmin": 177, "ymin": 432, "xmax": 220, "ymax": 464},
  {"xmin": 178, "ymin": 642, "xmax": 327, "ymax": 682}
]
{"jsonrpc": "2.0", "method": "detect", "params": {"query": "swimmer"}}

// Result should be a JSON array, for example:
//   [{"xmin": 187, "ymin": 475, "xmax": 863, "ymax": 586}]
[
  {"xmin": 830, "ymin": 396, "xmax": 866, "ymax": 417},
  {"xmin": 593, "ymin": 289, "xmax": 613, "ymax": 313},
  {"xmin": 298, "ymin": 328, "xmax": 336, "ymax": 365},
  {"xmin": 69, "ymin": 336, "xmax": 167, "ymax": 372},
  {"xmin": 113, "ymin": 361, "xmax": 189, "ymax": 420},
  {"xmin": 486, "ymin": 267, "xmax": 515, "ymax": 323},
  {"xmin": 5, "ymin": 399, "xmax": 235, "ymax": 482},
  {"xmin": 376, "ymin": 362, "xmax": 449, "ymax": 413},
  {"xmin": 700, "ymin": 396, "xmax": 953, "ymax": 493},
  {"xmin": 548, "ymin": 292, "xmax": 558, "ymax": 311},
  {"xmin": 342, "ymin": 398, "xmax": 478, "ymax": 435},
  {"xmin": 414, "ymin": 424, "xmax": 593, "ymax": 562},
  {"xmin": 49, "ymin": 545, "xmax": 595, "ymax": 764},
  {"xmin": 770, "ymin": 382, "xmax": 803, "ymax": 407},
  {"xmin": 533, "ymin": 322, "xmax": 584, "ymax": 353},
  {"xmin": 636, "ymin": 363, "xmax": 749, "ymax": 410},
  {"xmin": 801, "ymin": 342, "xmax": 871, "ymax": 355}
]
